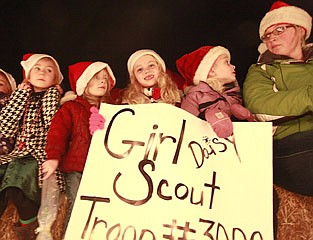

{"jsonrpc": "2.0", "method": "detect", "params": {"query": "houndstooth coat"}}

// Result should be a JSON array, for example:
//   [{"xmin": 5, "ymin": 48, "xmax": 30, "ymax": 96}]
[{"xmin": 0, "ymin": 87, "xmax": 65, "ymax": 191}]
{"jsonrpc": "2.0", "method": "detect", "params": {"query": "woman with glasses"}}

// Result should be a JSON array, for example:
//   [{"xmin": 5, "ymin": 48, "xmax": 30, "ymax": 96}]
[{"xmin": 243, "ymin": 1, "xmax": 313, "ymax": 197}]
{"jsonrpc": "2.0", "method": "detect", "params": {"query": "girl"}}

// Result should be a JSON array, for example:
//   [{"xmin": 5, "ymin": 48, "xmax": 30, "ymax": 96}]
[
  {"xmin": 176, "ymin": 45, "xmax": 254, "ymax": 138},
  {"xmin": 122, "ymin": 49, "xmax": 181, "ymax": 105},
  {"xmin": 43, "ymin": 61, "xmax": 116, "ymax": 233},
  {"xmin": 0, "ymin": 69, "xmax": 16, "ymax": 155},
  {"xmin": 0, "ymin": 53, "xmax": 64, "ymax": 240},
  {"xmin": 89, "ymin": 49, "xmax": 182, "ymax": 135}
]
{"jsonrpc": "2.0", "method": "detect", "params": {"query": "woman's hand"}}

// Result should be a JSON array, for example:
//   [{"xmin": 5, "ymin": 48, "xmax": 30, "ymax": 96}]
[{"xmin": 42, "ymin": 159, "xmax": 59, "ymax": 180}]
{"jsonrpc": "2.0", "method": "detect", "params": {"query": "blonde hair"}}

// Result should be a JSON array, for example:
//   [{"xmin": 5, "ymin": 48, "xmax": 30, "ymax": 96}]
[{"xmin": 123, "ymin": 64, "xmax": 181, "ymax": 105}]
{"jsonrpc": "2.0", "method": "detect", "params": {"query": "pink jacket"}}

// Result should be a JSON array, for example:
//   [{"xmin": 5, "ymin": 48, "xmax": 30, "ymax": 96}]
[{"xmin": 181, "ymin": 81, "xmax": 242, "ymax": 120}]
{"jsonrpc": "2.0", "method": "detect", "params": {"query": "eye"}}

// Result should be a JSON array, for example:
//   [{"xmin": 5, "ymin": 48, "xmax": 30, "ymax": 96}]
[
  {"xmin": 136, "ymin": 67, "xmax": 143, "ymax": 73},
  {"xmin": 34, "ymin": 66, "xmax": 40, "ymax": 71},
  {"xmin": 275, "ymin": 26, "xmax": 285, "ymax": 33}
]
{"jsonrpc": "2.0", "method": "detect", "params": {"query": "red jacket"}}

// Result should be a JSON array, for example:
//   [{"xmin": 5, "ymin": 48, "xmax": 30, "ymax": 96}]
[{"xmin": 46, "ymin": 96, "xmax": 92, "ymax": 173}]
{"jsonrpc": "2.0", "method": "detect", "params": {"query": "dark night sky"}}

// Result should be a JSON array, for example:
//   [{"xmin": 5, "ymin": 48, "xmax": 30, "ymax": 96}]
[{"xmin": 0, "ymin": 0, "xmax": 312, "ymax": 91}]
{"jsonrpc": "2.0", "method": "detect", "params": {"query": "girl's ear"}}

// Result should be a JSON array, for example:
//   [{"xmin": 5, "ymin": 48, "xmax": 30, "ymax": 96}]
[{"xmin": 208, "ymin": 69, "xmax": 215, "ymax": 78}]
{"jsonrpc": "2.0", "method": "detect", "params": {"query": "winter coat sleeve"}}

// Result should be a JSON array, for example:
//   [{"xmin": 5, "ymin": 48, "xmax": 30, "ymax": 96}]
[
  {"xmin": 181, "ymin": 91, "xmax": 202, "ymax": 117},
  {"xmin": 222, "ymin": 86, "xmax": 243, "ymax": 106},
  {"xmin": 0, "ymin": 89, "xmax": 30, "ymax": 138},
  {"xmin": 41, "ymin": 86, "xmax": 61, "ymax": 131},
  {"xmin": 243, "ymin": 64, "xmax": 313, "ymax": 116},
  {"xmin": 46, "ymin": 102, "xmax": 73, "ymax": 162}
]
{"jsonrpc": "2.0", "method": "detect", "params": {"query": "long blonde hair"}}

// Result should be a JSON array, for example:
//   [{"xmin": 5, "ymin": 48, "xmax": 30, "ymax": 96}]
[{"xmin": 123, "ymin": 64, "xmax": 181, "ymax": 104}]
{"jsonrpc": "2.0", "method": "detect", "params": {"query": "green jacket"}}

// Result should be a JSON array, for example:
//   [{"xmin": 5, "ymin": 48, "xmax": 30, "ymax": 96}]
[{"xmin": 243, "ymin": 44, "xmax": 313, "ymax": 140}]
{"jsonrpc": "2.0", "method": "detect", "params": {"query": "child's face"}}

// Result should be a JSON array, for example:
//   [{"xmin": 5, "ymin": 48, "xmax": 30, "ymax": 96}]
[
  {"xmin": 133, "ymin": 55, "xmax": 160, "ymax": 88},
  {"xmin": 0, "ymin": 73, "xmax": 11, "ymax": 94},
  {"xmin": 210, "ymin": 54, "xmax": 236, "ymax": 84},
  {"xmin": 85, "ymin": 69, "xmax": 110, "ymax": 97},
  {"xmin": 28, "ymin": 58, "xmax": 58, "ymax": 92}
]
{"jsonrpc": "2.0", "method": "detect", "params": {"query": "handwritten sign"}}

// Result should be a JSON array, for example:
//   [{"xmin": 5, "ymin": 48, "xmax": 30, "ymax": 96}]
[{"xmin": 64, "ymin": 103, "xmax": 273, "ymax": 240}]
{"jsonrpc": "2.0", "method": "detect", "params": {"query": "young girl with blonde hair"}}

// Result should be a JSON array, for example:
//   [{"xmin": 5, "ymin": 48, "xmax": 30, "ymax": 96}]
[{"xmin": 122, "ymin": 49, "xmax": 181, "ymax": 105}]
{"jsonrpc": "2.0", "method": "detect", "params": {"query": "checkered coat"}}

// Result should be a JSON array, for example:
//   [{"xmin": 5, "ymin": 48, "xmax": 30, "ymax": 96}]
[{"xmin": 0, "ymin": 87, "xmax": 65, "ymax": 191}]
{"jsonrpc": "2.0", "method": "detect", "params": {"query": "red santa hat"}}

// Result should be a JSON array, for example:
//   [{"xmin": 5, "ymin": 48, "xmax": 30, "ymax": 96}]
[
  {"xmin": 0, "ymin": 68, "xmax": 16, "ymax": 93},
  {"xmin": 68, "ymin": 61, "xmax": 116, "ymax": 96},
  {"xmin": 176, "ymin": 46, "xmax": 230, "ymax": 86},
  {"xmin": 127, "ymin": 49, "xmax": 166, "ymax": 75},
  {"xmin": 20, "ymin": 53, "xmax": 63, "ymax": 84},
  {"xmin": 259, "ymin": 1, "xmax": 312, "ymax": 40}
]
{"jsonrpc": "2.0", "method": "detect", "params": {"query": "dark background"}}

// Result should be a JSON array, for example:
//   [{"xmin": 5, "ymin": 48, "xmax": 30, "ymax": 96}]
[{"xmin": 0, "ymin": 0, "xmax": 312, "ymax": 91}]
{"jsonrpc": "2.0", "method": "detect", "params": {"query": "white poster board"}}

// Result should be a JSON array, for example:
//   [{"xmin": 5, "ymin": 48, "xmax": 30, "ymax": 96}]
[{"xmin": 65, "ymin": 103, "xmax": 273, "ymax": 240}]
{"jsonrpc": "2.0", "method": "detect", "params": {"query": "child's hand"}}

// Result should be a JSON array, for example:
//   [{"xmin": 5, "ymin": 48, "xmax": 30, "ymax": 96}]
[
  {"xmin": 89, "ymin": 106, "xmax": 106, "ymax": 135},
  {"xmin": 205, "ymin": 109, "xmax": 233, "ymax": 138},
  {"xmin": 230, "ymin": 104, "xmax": 255, "ymax": 122},
  {"xmin": 42, "ymin": 159, "xmax": 59, "ymax": 180},
  {"xmin": 55, "ymin": 84, "xmax": 63, "ymax": 95},
  {"xmin": 18, "ymin": 79, "xmax": 32, "ymax": 91}
]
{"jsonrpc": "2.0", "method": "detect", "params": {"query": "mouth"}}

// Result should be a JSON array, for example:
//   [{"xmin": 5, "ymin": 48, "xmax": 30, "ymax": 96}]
[
  {"xmin": 271, "ymin": 44, "xmax": 280, "ymax": 49},
  {"xmin": 144, "ymin": 74, "xmax": 154, "ymax": 80}
]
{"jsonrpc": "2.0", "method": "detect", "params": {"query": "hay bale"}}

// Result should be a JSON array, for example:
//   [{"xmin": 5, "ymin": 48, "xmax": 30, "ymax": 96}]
[
  {"xmin": 0, "ymin": 200, "xmax": 19, "ymax": 240},
  {"xmin": 52, "ymin": 193, "xmax": 68, "ymax": 240},
  {"xmin": 275, "ymin": 185, "xmax": 313, "ymax": 240},
  {"xmin": 0, "ymin": 193, "xmax": 68, "ymax": 240}
]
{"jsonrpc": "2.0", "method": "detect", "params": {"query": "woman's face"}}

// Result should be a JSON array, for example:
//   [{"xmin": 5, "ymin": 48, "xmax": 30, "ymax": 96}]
[
  {"xmin": 133, "ymin": 55, "xmax": 161, "ymax": 88},
  {"xmin": 263, "ymin": 24, "xmax": 306, "ymax": 59}
]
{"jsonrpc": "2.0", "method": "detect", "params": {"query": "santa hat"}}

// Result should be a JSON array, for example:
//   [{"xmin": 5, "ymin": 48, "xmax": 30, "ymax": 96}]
[
  {"xmin": 176, "ymin": 46, "xmax": 230, "ymax": 86},
  {"xmin": 0, "ymin": 68, "xmax": 16, "ymax": 93},
  {"xmin": 20, "ymin": 53, "xmax": 63, "ymax": 84},
  {"xmin": 68, "ymin": 61, "xmax": 116, "ymax": 96},
  {"xmin": 127, "ymin": 49, "xmax": 166, "ymax": 75},
  {"xmin": 259, "ymin": 1, "xmax": 312, "ymax": 40}
]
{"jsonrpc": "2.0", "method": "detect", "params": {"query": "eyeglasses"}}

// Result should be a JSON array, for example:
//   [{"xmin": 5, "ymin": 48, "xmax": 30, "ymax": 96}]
[{"xmin": 261, "ymin": 25, "xmax": 295, "ymax": 41}]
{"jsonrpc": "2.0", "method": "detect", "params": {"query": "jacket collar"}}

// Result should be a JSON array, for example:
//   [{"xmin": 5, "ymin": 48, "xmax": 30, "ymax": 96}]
[
  {"xmin": 257, "ymin": 43, "xmax": 313, "ymax": 64},
  {"xmin": 75, "ymin": 95, "xmax": 93, "ymax": 109}
]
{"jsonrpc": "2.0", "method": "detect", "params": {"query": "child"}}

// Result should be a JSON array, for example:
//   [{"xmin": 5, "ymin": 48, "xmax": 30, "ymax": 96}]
[
  {"xmin": 0, "ymin": 69, "xmax": 16, "ymax": 155},
  {"xmin": 122, "ymin": 49, "xmax": 181, "ymax": 105},
  {"xmin": 176, "ymin": 46, "xmax": 254, "ymax": 138},
  {"xmin": 89, "ymin": 49, "xmax": 182, "ymax": 135},
  {"xmin": 43, "ymin": 61, "xmax": 116, "ymax": 233},
  {"xmin": 0, "ymin": 53, "xmax": 64, "ymax": 240}
]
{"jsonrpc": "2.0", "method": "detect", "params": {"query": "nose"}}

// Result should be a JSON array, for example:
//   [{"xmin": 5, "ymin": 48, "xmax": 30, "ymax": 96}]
[
  {"xmin": 144, "ymin": 67, "xmax": 150, "ymax": 74},
  {"xmin": 268, "ymin": 34, "xmax": 277, "ymax": 41}
]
